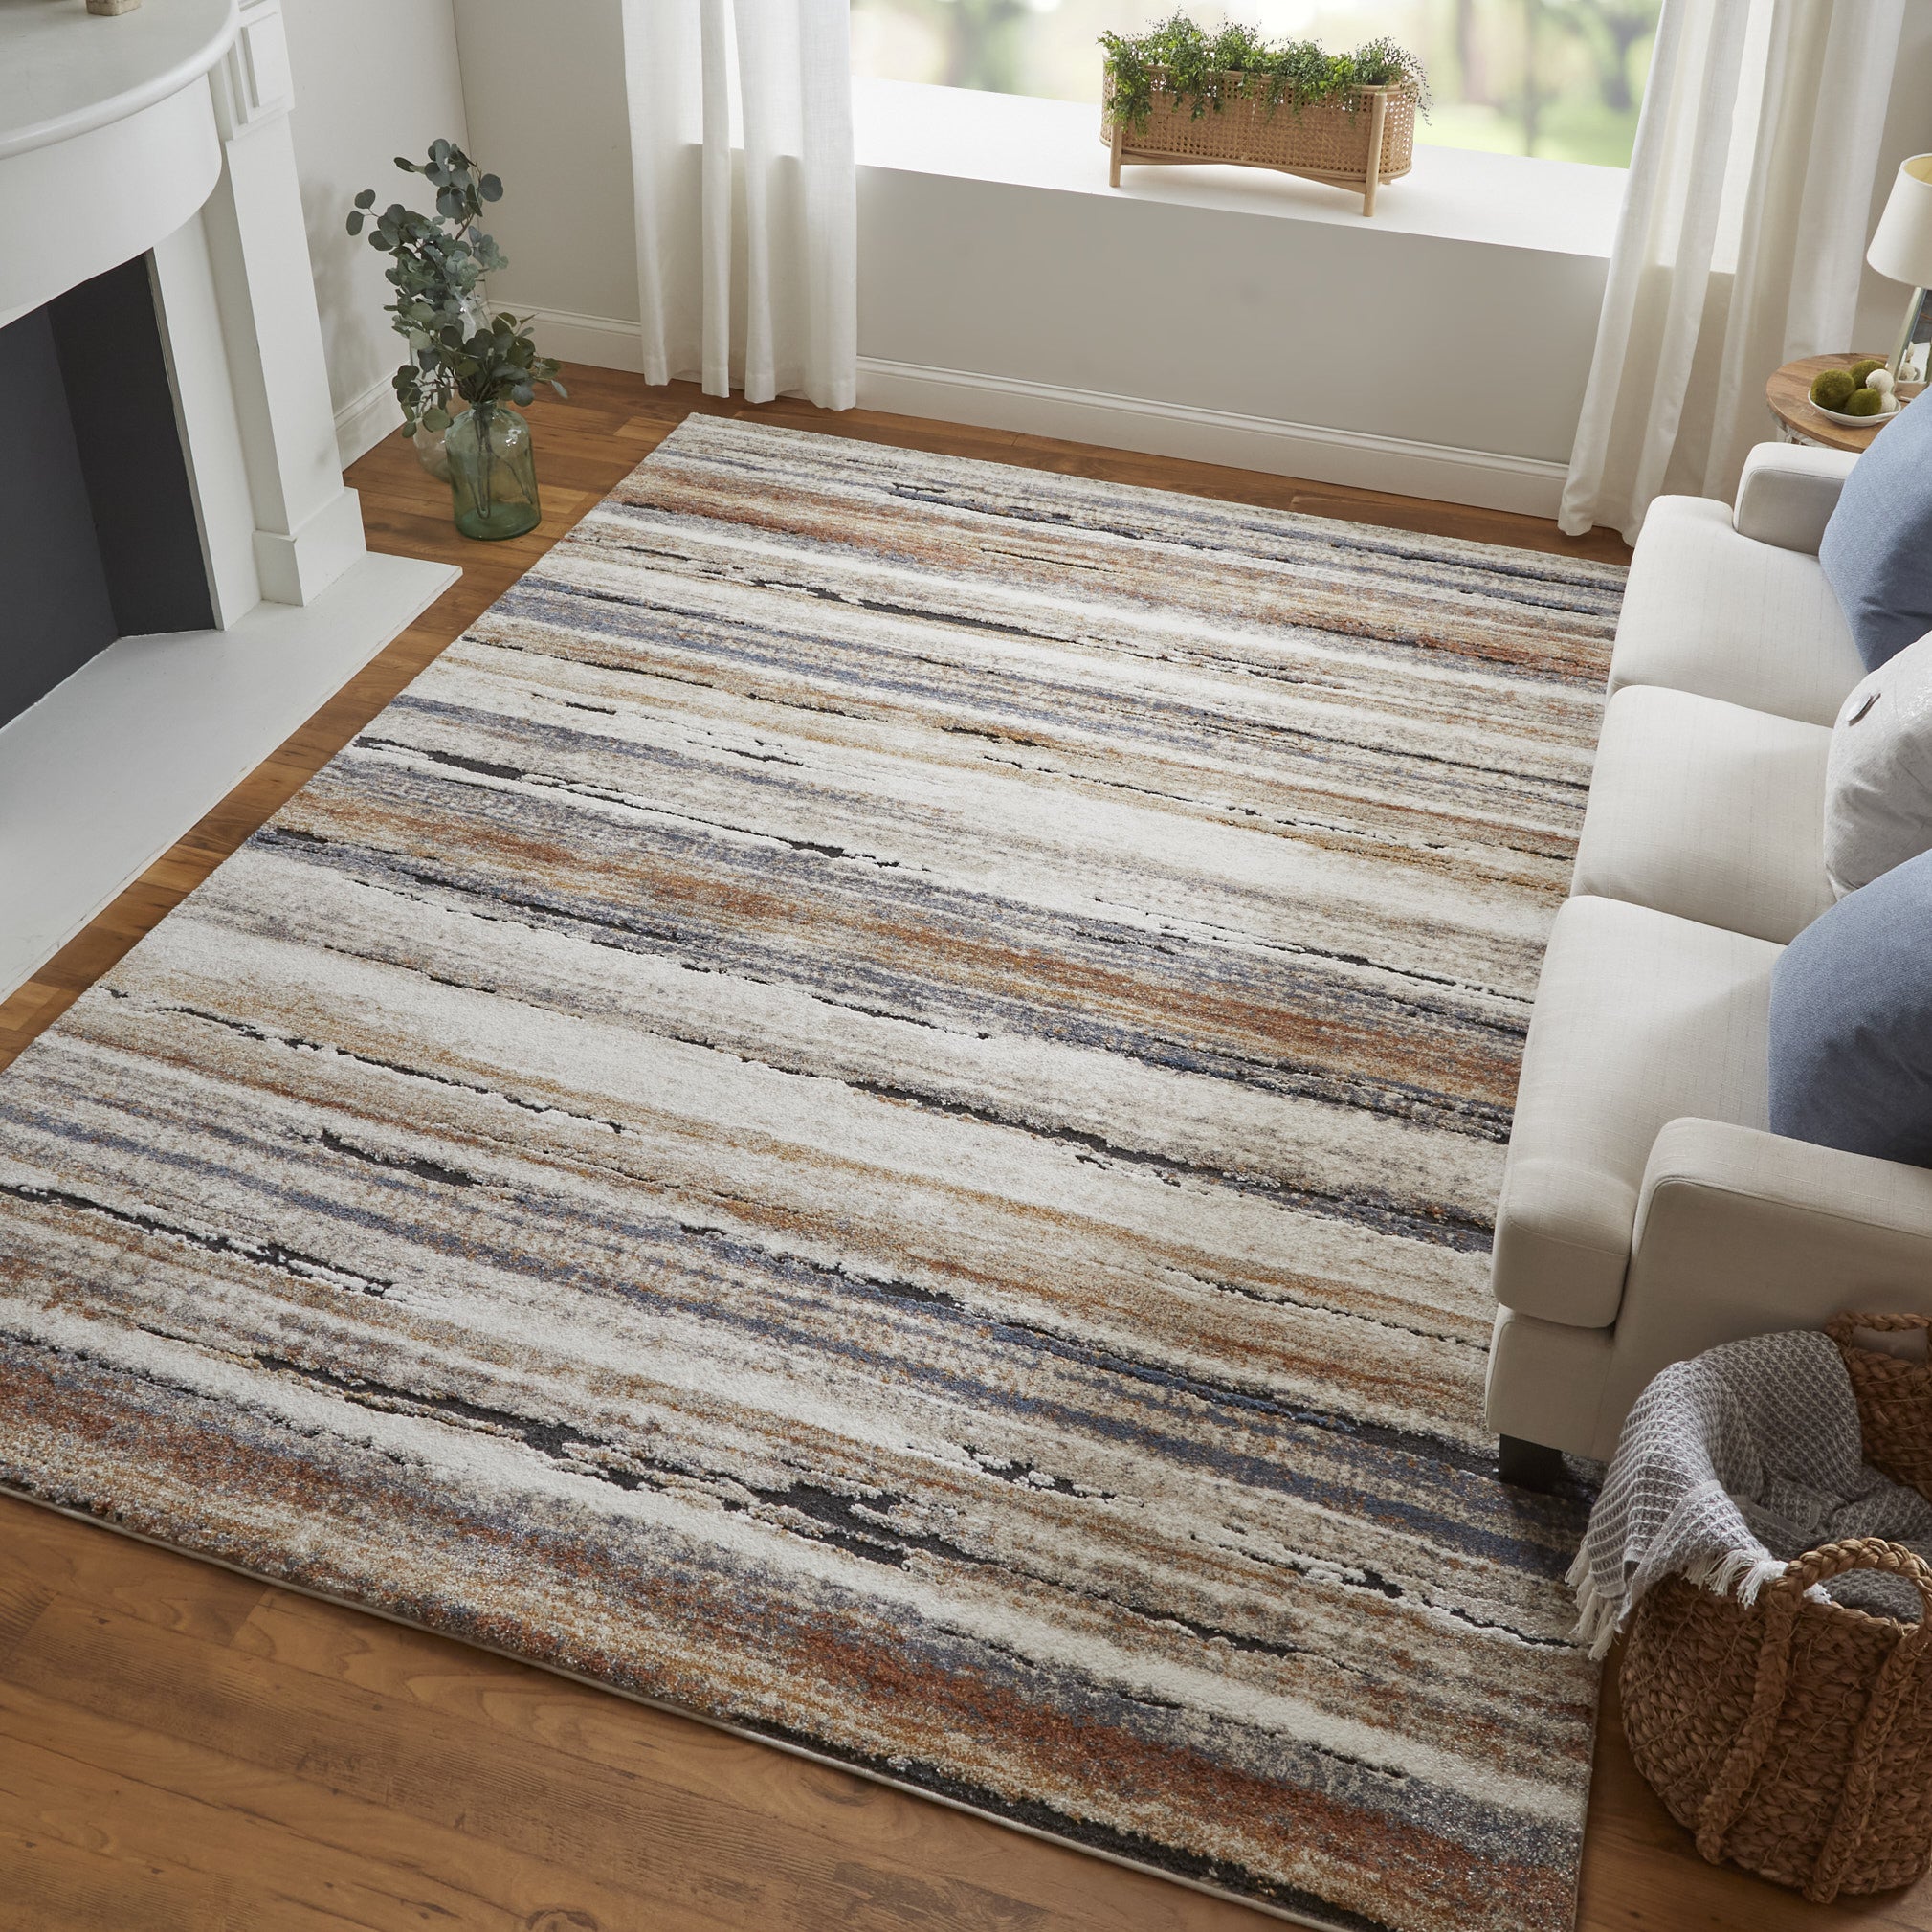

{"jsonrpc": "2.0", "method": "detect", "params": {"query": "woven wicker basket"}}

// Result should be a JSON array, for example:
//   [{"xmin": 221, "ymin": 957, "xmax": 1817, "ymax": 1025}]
[
  {"xmin": 1101, "ymin": 69, "xmax": 1416, "ymax": 214},
  {"xmin": 1620, "ymin": 1318, "xmax": 1932, "ymax": 1903},
  {"xmin": 1826, "ymin": 1311, "xmax": 1932, "ymax": 1494}
]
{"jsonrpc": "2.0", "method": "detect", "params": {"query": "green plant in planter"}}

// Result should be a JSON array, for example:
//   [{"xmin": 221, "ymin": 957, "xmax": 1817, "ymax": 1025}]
[
  {"xmin": 437, "ymin": 313, "xmax": 567, "ymax": 542},
  {"xmin": 345, "ymin": 141, "xmax": 566, "ymax": 537},
  {"xmin": 1100, "ymin": 12, "xmax": 1429, "ymax": 130},
  {"xmin": 345, "ymin": 140, "xmax": 510, "ymax": 448}
]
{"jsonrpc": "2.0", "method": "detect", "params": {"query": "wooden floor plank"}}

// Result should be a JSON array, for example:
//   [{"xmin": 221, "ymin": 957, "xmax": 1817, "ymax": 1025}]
[
  {"xmin": 8, "ymin": 1587, "xmax": 1237, "ymax": 1932},
  {"xmin": 228, "ymin": 1588, "xmax": 1261, "ymax": 1932},
  {"xmin": 0, "ymin": 1818, "xmax": 260, "ymax": 1932},
  {"xmin": 5, "ymin": 1598, "xmax": 800, "ymax": 1926},
  {"xmin": 0, "ymin": 1504, "xmax": 264, "ymax": 1652},
  {"xmin": 0, "ymin": 1680, "xmax": 743, "ymax": 1932},
  {"xmin": 3, "ymin": 368, "xmax": 1904, "ymax": 1930}
]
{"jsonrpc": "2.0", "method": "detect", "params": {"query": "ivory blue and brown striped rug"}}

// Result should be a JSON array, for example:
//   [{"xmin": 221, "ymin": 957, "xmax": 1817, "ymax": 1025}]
[{"xmin": 0, "ymin": 418, "xmax": 1623, "ymax": 1932}]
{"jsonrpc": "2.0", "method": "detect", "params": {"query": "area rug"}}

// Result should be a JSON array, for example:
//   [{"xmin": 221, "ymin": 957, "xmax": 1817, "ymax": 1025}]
[{"xmin": 0, "ymin": 417, "xmax": 1625, "ymax": 1932}]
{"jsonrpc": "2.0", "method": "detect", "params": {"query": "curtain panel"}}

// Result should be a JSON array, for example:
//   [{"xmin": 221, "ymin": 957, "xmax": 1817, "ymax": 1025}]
[
  {"xmin": 622, "ymin": 0, "xmax": 857, "ymax": 411},
  {"xmin": 1562, "ymin": 0, "xmax": 1903, "ymax": 543}
]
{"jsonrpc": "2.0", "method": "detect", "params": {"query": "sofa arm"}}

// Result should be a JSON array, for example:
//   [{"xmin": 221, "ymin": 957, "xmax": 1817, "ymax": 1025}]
[
  {"xmin": 1594, "ymin": 1117, "xmax": 1932, "ymax": 1439},
  {"xmin": 1633, "ymin": 1117, "xmax": 1932, "ymax": 1251},
  {"xmin": 1732, "ymin": 443, "xmax": 1859, "ymax": 554}
]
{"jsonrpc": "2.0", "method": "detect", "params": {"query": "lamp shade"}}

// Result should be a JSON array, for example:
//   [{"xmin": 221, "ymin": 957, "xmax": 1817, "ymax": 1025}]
[{"xmin": 1870, "ymin": 155, "xmax": 1932, "ymax": 287}]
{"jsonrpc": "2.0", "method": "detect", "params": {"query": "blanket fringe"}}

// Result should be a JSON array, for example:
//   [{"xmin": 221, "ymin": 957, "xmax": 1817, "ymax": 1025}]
[
  {"xmin": 1684, "ymin": 1548, "xmax": 1788, "ymax": 1607},
  {"xmin": 1567, "ymin": 1550, "xmax": 1623, "ymax": 1660},
  {"xmin": 1567, "ymin": 1543, "xmax": 1788, "ymax": 1660}
]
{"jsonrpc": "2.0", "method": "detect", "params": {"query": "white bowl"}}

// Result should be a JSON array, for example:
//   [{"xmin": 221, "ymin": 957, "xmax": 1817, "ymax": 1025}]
[{"xmin": 1812, "ymin": 395, "xmax": 1900, "ymax": 428}]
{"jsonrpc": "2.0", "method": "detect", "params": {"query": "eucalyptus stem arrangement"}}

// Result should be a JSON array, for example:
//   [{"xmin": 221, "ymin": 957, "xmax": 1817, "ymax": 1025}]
[
  {"xmin": 1100, "ymin": 13, "xmax": 1429, "ymax": 131},
  {"xmin": 346, "ymin": 140, "xmax": 566, "ymax": 539}
]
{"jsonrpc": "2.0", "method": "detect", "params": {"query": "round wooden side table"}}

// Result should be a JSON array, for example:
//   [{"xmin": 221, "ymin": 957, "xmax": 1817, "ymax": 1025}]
[{"xmin": 1765, "ymin": 353, "xmax": 1901, "ymax": 453}]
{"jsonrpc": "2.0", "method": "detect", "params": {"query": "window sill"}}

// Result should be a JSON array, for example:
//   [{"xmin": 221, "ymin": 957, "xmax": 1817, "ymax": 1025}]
[{"xmin": 853, "ymin": 77, "xmax": 1625, "ymax": 260}]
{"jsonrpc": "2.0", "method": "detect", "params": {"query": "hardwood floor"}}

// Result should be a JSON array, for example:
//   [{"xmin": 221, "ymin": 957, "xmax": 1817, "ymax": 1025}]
[{"xmin": 0, "ymin": 367, "xmax": 1909, "ymax": 1932}]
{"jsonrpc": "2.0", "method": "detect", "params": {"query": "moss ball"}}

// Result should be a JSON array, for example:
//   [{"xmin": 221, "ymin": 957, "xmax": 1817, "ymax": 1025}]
[
  {"xmin": 1844, "ymin": 387, "xmax": 1884, "ymax": 417},
  {"xmin": 1848, "ymin": 358, "xmax": 1887, "ymax": 387},
  {"xmin": 1810, "ymin": 368, "xmax": 1857, "ymax": 409}
]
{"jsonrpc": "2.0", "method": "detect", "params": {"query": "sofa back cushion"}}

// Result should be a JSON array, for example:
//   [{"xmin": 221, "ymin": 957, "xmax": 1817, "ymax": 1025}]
[
  {"xmin": 1824, "ymin": 631, "xmax": 1932, "ymax": 895},
  {"xmin": 1771, "ymin": 846, "xmax": 1932, "ymax": 1165},
  {"xmin": 1820, "ymin": 394, "xmax": 1932, "ymax": 672}
]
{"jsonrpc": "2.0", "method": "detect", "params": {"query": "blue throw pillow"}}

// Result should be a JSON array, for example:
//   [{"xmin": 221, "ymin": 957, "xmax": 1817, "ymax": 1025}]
[
  {"xmin": 1770, "ymin": 845, "xmax": 1932, "ymax": 1165},
  {"xmin": 1820, "ymin": 393, "xmax": 1932, "ymax": 673}
]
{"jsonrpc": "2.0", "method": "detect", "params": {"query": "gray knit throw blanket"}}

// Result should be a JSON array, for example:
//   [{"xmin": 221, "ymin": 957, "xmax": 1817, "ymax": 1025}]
[{"xmin": 1570, "ymin": 1329, "xmax": 1932, "ymax": 1658}]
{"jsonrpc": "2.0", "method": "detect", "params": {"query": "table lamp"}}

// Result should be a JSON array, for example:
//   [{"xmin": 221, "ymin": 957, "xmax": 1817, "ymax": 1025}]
[{"xmin": 1870, "ymin": 154, "xmax": 1932, "ymax": 383}]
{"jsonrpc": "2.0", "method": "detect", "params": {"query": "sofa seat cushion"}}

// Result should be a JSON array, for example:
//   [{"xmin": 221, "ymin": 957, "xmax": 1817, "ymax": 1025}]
[
  {"xmin": 1572, "ymin": 684, "xmax": 1834, "ymax": 944},
  {"xmin": 1608, "ymin": 495, "xmax": 1864, "ymax": 726},
  {"xmin": 1493, "ymin": 895, "xmax": 1780, "ymax": 1330}
]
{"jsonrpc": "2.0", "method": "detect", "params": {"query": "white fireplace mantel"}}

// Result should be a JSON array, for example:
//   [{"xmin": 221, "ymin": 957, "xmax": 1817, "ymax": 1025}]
[
  {"xmin": 0, "ymin": 0, "xmax": 233, "ymax": 328},
  {"xmin": 0, "ymin": 0, "xmax": 457, "ymax": 1003}
]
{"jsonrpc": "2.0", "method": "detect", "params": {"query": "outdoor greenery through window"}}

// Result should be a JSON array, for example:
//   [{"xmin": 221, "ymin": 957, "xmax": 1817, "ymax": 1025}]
[{"xmin": 851, "ymin": 1, "xmax": 1660, "ymax": 167}]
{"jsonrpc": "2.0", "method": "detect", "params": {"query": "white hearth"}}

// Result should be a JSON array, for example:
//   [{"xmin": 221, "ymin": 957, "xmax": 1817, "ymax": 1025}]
[{"xmin": 0, "ymin": 0, "xmax": 456, "ymax": 999}]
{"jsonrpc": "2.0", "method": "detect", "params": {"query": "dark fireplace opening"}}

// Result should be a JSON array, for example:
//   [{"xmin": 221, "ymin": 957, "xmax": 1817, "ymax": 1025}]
[{"xmin": 2, "ymin": 253, "xmax": 216, "ymax": 730}]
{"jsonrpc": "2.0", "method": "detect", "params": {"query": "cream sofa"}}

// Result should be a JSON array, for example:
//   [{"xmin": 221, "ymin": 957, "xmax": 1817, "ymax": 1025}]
[{"xmin": 1486, "ymin": 441, "xmax": 1932, "ymax": 1479}]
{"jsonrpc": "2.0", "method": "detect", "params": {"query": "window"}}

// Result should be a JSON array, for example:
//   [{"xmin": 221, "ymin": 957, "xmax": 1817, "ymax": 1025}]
[{"xmin": 850, "ymin": 1, "xmax": 1660, "ymax": 168}]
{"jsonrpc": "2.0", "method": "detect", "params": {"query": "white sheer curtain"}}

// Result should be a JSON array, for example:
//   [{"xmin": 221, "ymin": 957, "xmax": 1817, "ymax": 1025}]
[
  {"xmin": 1560, "ymin": 0, "xmax": 1902, "ymax": 543},
  {"xmin": 620, "ymin": 0, "xmax": 856, "ymax": 411}
]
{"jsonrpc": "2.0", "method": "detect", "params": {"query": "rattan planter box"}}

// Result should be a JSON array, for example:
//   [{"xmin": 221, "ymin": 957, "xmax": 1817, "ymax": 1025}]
[{"xmin": 1102, "ymin": 69, "xmax": 1416, "ymax": 215}]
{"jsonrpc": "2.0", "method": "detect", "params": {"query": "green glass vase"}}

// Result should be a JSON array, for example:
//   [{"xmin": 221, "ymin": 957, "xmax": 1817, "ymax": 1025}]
[{"xmin": 446, "ymin": 401, "xmax": 541, "ymax": 541}]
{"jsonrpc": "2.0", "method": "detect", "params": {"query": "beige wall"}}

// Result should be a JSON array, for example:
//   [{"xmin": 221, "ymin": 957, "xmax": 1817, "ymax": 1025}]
[
  {"xmin": 451, "ymin": 0, "xmax": 635, "ymax": 324},
  {"xmin": 295, "ymin": 0, "xmax": 1932, "ymax": 488},
  {"xmin": 1854, "ymin": 5, "xmax": 1932, "ymax": 362},
  {"xmin": 447, "ymin": 0, "xmax": 1610, "ymax": 492},
  {"xmin": 281, "ymin": 0, "xmax": 470, "ymax": 458}
]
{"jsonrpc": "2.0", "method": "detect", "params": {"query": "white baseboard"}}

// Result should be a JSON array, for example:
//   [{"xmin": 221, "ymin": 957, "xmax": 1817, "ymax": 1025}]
[
  {"xmin": 855, "ymin": 359, "xmax": 1570, "ymax": 518},
  {"xmin": 334, "ymin": 370, "xmax": 402, "ymax": 469},
  {"xmin": 490, "ymin": 308, "xmax": 1569, "ymax": 517},
  {"xmin": 518, "ymin": 305, "xmax": 649, "ymax": 375}
]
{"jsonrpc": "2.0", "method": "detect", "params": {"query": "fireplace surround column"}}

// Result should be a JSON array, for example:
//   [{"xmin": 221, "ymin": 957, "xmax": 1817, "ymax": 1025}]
[
  {"xmin": 198, "ymin": 0, "xmax": 366, "ymax": 607},
  {"xmin": 0, "ymin": 0, "xmax": 457, "ymax": 1004}
]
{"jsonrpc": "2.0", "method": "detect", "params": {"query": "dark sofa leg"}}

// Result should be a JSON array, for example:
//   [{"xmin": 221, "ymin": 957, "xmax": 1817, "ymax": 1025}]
[{"xmin": 1498, "ymin": 1434, "xmax": 1566, "ymax": 1492}]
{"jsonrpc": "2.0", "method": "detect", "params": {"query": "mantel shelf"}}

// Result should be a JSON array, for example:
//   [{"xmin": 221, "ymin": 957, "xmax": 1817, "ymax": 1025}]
[{"xmin": 0, "ymin": 0, "xmax": 235, "ymax": 160}]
